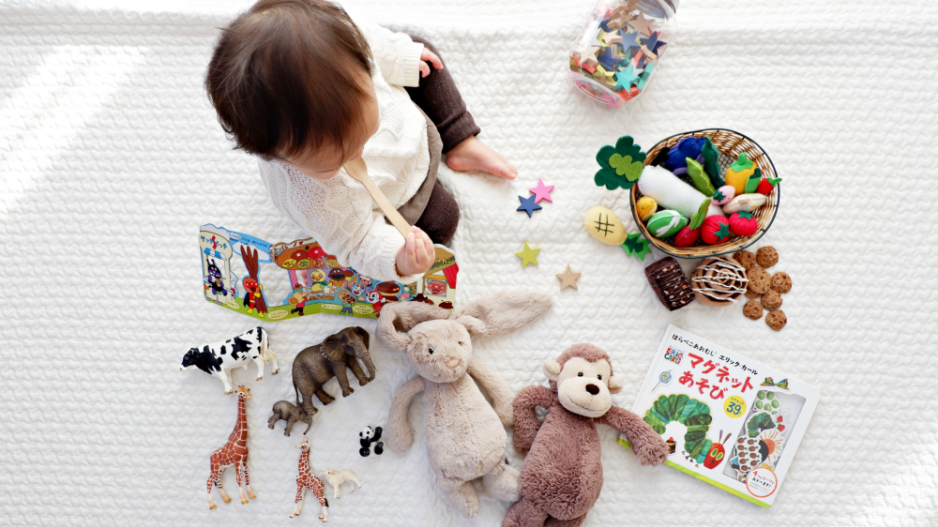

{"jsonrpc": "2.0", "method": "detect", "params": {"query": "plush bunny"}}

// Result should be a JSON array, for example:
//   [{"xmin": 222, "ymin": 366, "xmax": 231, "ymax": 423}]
[{"xmin": 376, "ymin": 291, "xmax": 553, "ymax": 518}]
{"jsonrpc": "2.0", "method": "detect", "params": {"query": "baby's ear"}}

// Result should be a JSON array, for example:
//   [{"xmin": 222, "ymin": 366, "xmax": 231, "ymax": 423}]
[
  {"xmin": 543, "ymin": 359, "xmax": 562, "ymax": 382},
  {"xmin": 608, "ymin": 376, "xmax": 623, "ymax": 394}
]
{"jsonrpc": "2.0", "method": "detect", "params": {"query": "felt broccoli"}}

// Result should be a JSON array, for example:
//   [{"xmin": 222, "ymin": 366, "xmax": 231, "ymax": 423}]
[{"xmin": 594, "ymin": 136, "xmax": 647, "ymax": 190}]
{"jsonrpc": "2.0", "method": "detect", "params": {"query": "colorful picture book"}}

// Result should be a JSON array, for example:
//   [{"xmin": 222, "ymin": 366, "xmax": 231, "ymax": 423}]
[
  {"xmin": 620, "ymin": 325, "xmax": 819, "ymax": 507},
  {"xmin": 199, "ymin": 224, "xmax": 459, "ymax": 321}
]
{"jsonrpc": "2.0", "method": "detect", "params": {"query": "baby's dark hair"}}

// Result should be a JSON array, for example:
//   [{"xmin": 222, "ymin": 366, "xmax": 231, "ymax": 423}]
[{"xmin": 205, "ymin": 0, "xmax": 373, "ymax": 160}]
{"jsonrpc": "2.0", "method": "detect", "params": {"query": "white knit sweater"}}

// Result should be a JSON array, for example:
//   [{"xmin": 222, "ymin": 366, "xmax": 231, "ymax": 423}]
[{"xmin": 259, "ymin": 20, "xmax": 429, "ymax": 283}]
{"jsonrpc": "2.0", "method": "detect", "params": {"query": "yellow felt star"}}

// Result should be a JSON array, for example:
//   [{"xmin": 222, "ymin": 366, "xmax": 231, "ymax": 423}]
[
  {"xmin": 556, "ymin": 265, "xmax": 581, "ymax": 291},
  {"xmin": 515, "ymin": 242, "xmax": 540, "ymax": 268}
]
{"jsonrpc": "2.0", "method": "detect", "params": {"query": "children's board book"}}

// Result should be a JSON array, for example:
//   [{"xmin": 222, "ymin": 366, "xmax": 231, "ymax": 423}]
[
  {"xmin": 619, "ymin": 325, "xmax": 819, "ymax": 508},
  {"xmin": 199, "ymin": 224, "xmax": 459, "ymax": 321}
]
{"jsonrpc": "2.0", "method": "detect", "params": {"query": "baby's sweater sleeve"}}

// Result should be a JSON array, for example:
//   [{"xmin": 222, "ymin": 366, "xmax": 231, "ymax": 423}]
[
  {"xmin": 356, "ymin": 19, "xmax": 424, "ymax": 88},
  {"xmin": 259, "ymin": 161, "xmax": 422, "ymax": 284}
]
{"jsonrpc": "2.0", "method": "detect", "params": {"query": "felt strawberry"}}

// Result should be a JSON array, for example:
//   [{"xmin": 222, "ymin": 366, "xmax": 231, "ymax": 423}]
[
  {"xmin": 757, "ymin": 176, "xmax": 783, "ymax": 195},
  {"xmin": 673, "ymin": 226, "xmax": 700, "ymax": 247},
  {"xmin": 728, "ymin": 211, "xmax": 758, "ymax": 236},
  {"xmin": 701, "ymin": 216, "xmax": 732, "ymax": 245}
]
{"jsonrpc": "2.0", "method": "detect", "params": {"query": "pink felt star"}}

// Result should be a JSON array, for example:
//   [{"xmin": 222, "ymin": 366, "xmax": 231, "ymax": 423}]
[{"xmin": 529, "ymin": 179, "xmax": 554, "ymax": 203}]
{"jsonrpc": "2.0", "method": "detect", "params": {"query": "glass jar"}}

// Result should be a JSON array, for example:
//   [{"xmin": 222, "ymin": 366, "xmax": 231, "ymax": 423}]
[{"xmin": 568, "ymin": 0, "xmax": 678, "ymax": 109}]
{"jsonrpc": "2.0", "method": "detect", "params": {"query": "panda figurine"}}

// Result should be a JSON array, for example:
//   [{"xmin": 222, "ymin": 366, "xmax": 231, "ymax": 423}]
[{"xmin": 359, "ymin": 426, "xmax": 384, "ymax": 457}]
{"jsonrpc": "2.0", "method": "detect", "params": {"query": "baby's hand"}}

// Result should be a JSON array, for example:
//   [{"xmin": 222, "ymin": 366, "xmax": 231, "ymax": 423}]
[
  {"xmin": 396, "ymin": 226, "xmax": 435, "ymax": 277},
  {"xmin": 419, "ymin": 48, "xmax": 443, "ymax": 78}
]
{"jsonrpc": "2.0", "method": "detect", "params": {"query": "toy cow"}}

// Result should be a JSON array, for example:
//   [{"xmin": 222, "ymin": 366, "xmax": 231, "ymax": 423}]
[{"xmin": 180, "ymin": 327, "xmax": 278, "ymax": 394}]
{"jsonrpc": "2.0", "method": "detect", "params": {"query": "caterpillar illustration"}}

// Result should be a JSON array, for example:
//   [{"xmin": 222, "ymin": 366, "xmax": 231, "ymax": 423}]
[{"xmin": 642, "ymin": 394, "xmax": 714, "ymax": 465}]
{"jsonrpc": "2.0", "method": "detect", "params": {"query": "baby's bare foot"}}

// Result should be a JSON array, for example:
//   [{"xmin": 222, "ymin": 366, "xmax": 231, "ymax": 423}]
[{"xmin": 445, "ymin": 137, "xmax": 517, "ymax": 179}]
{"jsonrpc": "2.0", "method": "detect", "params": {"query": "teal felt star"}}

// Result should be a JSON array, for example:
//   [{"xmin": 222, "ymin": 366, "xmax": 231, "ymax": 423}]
[
  {"xmin": 614, "ymin": 64, "xmax": 640, "ymax": 92},
  {"xmin": 594, "ymin": 136, "xmax": 647, "ymax": 191},
  {"xmin": 621, "ymin": 233, "xmax": 652, "ymax": 261},
  {"xmin": 714, "ymin": 221, "xmax": 733, "ymax": 241}
]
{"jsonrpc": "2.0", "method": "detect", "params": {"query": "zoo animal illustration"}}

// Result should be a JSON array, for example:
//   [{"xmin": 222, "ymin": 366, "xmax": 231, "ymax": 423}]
[
  {"xmin": 503, "ymin": 345, "xmax": 668, "ymax": 527},
  {"xmin": 206, "ymin": 386, "xmax": 256, "ymax": 510},
  {"xmin": 292, "ymin": 327, "xmax": 375, "ymax": 417},
  {"xmin": 240, "ymin": 246, "xmax": 268, "ymax": 317},
  {"xmin": 376, "ymin": 291, "xmax": 553, "ymax": 518},
  {"xmin": 180, "ymin": 327, "xmax": 278, "ymax": 394},
  {"xmin": 268, "ymin": 400, "xmax": 313, "ymax": 437},
  {"xmin": 320, "ymin": 469, "xmax": 361, "ymax": 499},
  {"xmin": 290, "ymin": 437, "xmax": 329, "ymax": 522}
]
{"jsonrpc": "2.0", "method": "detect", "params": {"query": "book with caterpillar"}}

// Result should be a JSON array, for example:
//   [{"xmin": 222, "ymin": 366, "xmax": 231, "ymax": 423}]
[
  {"xmin": 620, "ymin": 325, "xmax": 819, "ymax": 507},
  {"xmin": 198, "ymin": 224, "xmax": 458, "ymax": 321}
]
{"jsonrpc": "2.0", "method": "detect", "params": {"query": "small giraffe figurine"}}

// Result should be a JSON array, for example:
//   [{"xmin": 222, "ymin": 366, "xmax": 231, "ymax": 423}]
[
  {"xmin": 290, "ymin": 437, "xmax": 329, "ymax": 521},
  {"xmin": 207, "ymin": 385, "xmax": 256, "ymax": 510}
]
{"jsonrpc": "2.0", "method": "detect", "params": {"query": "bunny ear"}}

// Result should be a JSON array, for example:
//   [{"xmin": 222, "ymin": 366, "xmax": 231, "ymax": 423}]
[
  {"xmin": 454, "ymin": 290, "xmax": 553, "ymax": 336},
  {"xmin": 376, "ymin": 301, "xmax": 450, "ymax": 351}
]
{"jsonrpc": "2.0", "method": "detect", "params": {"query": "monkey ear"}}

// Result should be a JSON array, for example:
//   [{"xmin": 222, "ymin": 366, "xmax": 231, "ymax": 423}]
[
  {"xmin": 543, "ymin": 359, "xmax": 562, "ymax": 381},
  {"xmin": 608, "ymin": 376, "xmax": 623, "ymax": 394}
]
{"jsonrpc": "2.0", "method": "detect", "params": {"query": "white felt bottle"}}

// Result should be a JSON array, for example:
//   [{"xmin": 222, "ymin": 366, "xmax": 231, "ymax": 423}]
[{"xmin": 638, "ymin": 165, "xmax": 724, "ymax": 219}]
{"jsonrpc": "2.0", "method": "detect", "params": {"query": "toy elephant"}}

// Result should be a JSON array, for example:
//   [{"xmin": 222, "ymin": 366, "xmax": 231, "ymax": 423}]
[
  {"xmin": 268, "ymin": 400, "xmax": 313, "ymax": 437},
  {"xmin": 376, "ymin": 290, "xmax": 553, "ymax": 518},
  {"xmin": 293, "ymin": 326, "xmax": 374, "ymax": 417}
]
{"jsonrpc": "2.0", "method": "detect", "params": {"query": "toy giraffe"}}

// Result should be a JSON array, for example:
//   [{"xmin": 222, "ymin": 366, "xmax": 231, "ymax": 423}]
[
  {"xmin": 207, "ymin": 385, "xmax": 256, "ymax": 510},
  {"xmin": 290, "ymin": 437, "xmax": 329, "ymax": 522}
]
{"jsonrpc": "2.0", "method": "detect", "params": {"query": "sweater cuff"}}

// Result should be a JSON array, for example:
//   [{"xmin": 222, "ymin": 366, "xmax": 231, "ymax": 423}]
[{"xmin": 400, "ymin": 41, "xmax": 424, "ymax": 88}]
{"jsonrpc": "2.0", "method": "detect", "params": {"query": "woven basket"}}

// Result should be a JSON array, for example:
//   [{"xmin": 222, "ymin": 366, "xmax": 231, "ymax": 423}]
[{"xmin": 631, "ymin": 128, "xmax": 780, "ymax": 259}]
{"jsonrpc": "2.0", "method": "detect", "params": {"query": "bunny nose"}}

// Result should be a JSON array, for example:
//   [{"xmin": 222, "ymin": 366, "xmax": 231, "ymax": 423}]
[
  {"xmin": 446, "ymin": 358, "xmax": 460, "ymax": 369},
  {"xmin": 586, "ymin": 384, "xmax": 600, "ymax": 395}
]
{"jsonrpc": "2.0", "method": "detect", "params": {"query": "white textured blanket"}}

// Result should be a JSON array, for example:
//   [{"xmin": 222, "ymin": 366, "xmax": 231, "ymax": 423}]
[{"xmin": 2, "ymin": 1, "xmax": 936, "ymax": 526}]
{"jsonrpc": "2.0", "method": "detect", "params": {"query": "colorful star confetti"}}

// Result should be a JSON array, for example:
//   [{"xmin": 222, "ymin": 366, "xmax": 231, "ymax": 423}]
[
  {"xmin": 614, "ymin": 64, "xmax": 640, "ymax": 92},
  {"xmin": 515, "ymin": 242, "xmax": 540, "ymax": 268},
  {"xmin": 529, "ymin": 179, "xmax": 554, "ymax": 203},
  {"xmin": 627, "ymin": 13, "xmax": 655, "ymax": 36},
  {"xmin": 556, "ymin": 265, "xmax": 581, "ymax": 291},
  {"xmin": 516, "ymin": 194, "xmax": 542, "ymax": 217}
]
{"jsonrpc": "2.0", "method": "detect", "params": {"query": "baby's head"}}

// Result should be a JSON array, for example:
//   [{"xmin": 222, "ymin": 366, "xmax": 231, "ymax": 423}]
[{"xmin": 206, "ymin": 0, "xmax": 379, "ymax": 179}]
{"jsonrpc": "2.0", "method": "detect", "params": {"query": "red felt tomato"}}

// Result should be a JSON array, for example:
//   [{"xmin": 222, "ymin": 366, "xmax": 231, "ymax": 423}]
[
  {"xmin": 673, "ymin": 226, "xmax": 700, "ymax": 247},
  {"xmin": 701, "ymin": 215, "xmax": 732, "ymax": 245},
  {"xmin": 729, "ymin": 212, "xmax": 758, "ymax": 236}
]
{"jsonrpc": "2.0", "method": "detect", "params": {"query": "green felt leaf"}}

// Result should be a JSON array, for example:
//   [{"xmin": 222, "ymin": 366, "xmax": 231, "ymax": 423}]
[
  {"xmin": 702, "ymin": 137, "xmax": 723, "ymax": 187},
  {"xmin": 737, "ymin": 211, "xmax": 753, "ymax": 220},
  {"xmin": 686, "ymin": 158, "xmax": 715, "ymax": 195},
  {"xmin": 689, "ymin": 199, "xmax": 709, "ymax": 230},
  {"xmin": 714, "ymin": 221, "xmax": 733, "ymax": 241},
  {"xmin": 621, "ymin": 233, "xmax": 652, "ymax": 261},
  {"xmin": 712, "ymin": 189, "xmax": 726, "ymax": 202},
  {"xmin": 594, "ymin": 135, "xmax": 647, "ymax": 191},
  {"xmin": 731, "ymin": 152, "xmax": 753, "ymax": 173},
  {"xmin": 768, "ymin": 177, "xmax": 782, "ymax": 186}
]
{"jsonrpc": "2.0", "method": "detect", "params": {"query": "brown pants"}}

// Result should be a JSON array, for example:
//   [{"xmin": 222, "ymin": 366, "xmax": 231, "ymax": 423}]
[{"xmin": 404, "ymin": 36, "xmax": 478, "ymax": 247}]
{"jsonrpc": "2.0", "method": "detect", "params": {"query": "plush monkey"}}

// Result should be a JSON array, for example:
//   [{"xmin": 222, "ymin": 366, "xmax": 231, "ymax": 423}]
[{"xmin": 503, "ymin": 344, "xmax": 669, "ymax": 527}]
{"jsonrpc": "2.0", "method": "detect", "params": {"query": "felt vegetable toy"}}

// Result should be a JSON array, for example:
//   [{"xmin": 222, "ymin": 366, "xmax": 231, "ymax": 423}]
[
  {"xmin": 636, "ymin": 196, "xmax": 658, "ymax": 222},
  {"xmin": 701, "ymin": 215, "xmax": 733, "ymax": 245},
  {"xmin": 376, "ymin": 291, "xmax": 553, "ymax": 518},
  {"xmin": 646, "ymin": 210, "xmax": 687, "ymax": 239},
  {"xmin": 728, "ymin": 212, "xmax": 758, "ymax": 236},
  {"xmin": 723, "ymin": 152, "xmax": 756, "ymax": 195},
  {"xmin": 622, "ymin": 233, "xmax": 652, "ymax": 261},
  {"xmin": 584, "ymin": 206, "xmax": 627, "ymax": 245},
  {"xmin": 723, "ymin": 193, "xmax": 768, "ymax": 214},
  {"xmin": 686, "ymin": 158, "xmax": 715, "ymax": 196},
  {"xmin": 504, "ymin": 344, "xmax": 668, "ymax": 527},
  {"xmin": 594, "ymin": 136, "xmax": 646, "ymax": 190},
  {"xmin": 711, "ymin": 185, "xmax": 735, "ymax": 206},
  {"xmin": 637, "ymin": 165, "xmax": 723, "ymax": 220},
  {"xmin": 701, "ymin": 137, "xmax": 723, "ymax": 187},
  {"xmin": 673, "ymin": 225, "xmax": 700, "ymax": 247},
  {"xmin": 757, "ymin": 176, "xmax": 782, "ymax": 195},
  {"xmin": 744, "ymin": 168, "xmax": 763, "ymax": 194},
  {"xmin": 664, "ymin": 136, "xmax": 705, "ymax": 172}
]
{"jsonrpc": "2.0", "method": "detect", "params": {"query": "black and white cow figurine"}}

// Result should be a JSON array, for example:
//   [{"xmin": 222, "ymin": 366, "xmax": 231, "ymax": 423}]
[{"xmin": 180, "ymin": 327, "xmax": 278, "ymax": 394}]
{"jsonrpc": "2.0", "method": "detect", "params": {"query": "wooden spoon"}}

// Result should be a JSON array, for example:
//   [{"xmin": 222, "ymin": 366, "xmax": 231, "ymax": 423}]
[{"xmin": 344, "ymin": 157, "xmax": 412, "ymax": 239}]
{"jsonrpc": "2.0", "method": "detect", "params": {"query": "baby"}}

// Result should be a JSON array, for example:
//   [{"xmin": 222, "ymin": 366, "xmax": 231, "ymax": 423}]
[{"xmin": 206, "ymin": 0, "xmax": 515, "ymax": 282}]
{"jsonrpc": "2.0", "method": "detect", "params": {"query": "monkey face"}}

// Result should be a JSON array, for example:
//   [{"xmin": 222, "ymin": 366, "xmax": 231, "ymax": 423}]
[
  {"xmin": 404, "ymin": 320, "xmax": 472, "ymax": 384},
  {"xmin": 553, "ymin": 357, "xmax": 614, "ymax": 418}
]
